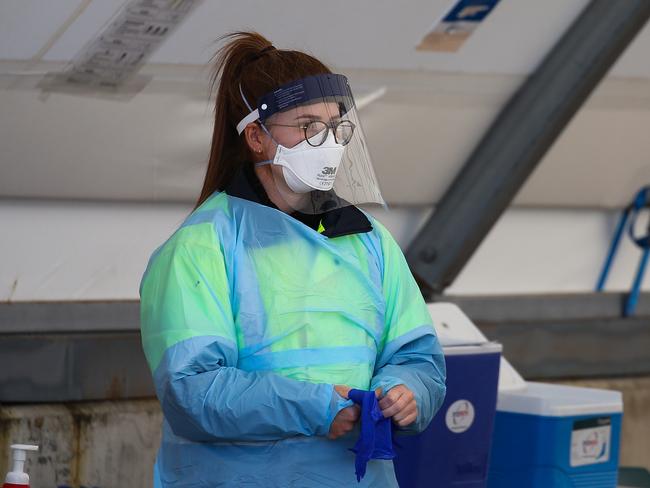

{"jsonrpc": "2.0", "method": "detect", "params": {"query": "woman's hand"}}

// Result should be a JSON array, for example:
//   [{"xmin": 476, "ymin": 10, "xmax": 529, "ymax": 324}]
[
  {"xmin": 379, "ymin": 385, "xmax": 418, "ymax": 428},
  {"xmin": 327, "ymin": 385, "xmax": 359, "ymax": 440}
]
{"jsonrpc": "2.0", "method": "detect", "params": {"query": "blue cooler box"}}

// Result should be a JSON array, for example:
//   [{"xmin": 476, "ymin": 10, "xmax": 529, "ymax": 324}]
[
  {"xmin": 488, "ymin": 382, "xmax": 623, "ymax": 488},
  {"xmin": 393, "ymin": 340, "xmax": 502, "ymax": 488}
]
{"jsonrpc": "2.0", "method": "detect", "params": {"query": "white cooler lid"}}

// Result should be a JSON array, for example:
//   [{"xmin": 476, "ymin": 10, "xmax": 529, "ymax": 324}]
[
  {"xmin": 428, "ymin": 302, "xmax": 526, "ymax": 390},
  {"xmin": 443, "ymin": 342, "xmax": 503, "ymax": 356},
  {"xmin": 497, "ymin": 381, "xmax": 623, "ymax": 417},
  {"xmin": 428, "ymin": 302, "xmax": 488, "ymax": 346}
]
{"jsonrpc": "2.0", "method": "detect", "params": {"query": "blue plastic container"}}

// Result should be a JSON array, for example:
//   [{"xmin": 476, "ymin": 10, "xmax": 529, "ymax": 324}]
[
  {"xmin": 393, "ymin": 342, "xmax": 502, "ymax": 488},
  {"xmin": 488, "ymin": 382, "xmax": 623, "ymax": 488}
]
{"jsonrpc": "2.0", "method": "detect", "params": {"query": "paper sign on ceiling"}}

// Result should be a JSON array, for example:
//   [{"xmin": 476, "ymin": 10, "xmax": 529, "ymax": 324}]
[
  {"xmin": 417, "ymin": 0, "xmax": 501, "ymax": 53},
  {"xmin": 61, "ymin": 0, "xmax": 203, "ymax": 87}
]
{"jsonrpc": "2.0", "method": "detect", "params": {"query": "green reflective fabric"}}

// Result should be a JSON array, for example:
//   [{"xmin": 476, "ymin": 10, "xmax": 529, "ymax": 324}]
[{"xmin": 140, "ymin": 191, "xmax": 434, "ymax": 389}]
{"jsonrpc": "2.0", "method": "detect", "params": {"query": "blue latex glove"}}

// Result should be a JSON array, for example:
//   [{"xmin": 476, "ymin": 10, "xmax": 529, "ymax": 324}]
[{"xmin": 348, "ymin": 389, "xmax": 396, "ymax": 482}]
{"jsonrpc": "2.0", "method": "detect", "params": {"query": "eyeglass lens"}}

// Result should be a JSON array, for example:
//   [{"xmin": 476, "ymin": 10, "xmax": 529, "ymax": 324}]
[{"xmin": 304, "ymin": 121, "xmax": 355, "ymax": 147}]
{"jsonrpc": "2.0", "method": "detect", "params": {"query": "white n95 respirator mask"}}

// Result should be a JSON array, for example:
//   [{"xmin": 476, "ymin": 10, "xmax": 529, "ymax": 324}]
[{"xmin": 266, "ymin": 131, "xmax": 345, "ymax": 193}]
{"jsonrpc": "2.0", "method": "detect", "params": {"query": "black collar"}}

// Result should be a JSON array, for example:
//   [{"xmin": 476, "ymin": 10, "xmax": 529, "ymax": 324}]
[{"xmin": 224, "ymin": 164, "xmax": 373, "ymax": 239}]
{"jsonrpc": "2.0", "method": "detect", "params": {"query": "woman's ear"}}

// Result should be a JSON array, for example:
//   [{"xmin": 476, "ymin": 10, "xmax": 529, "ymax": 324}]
[{"xmin": 244, "ymin": 123, "xmax": 265, "ymax": 155}]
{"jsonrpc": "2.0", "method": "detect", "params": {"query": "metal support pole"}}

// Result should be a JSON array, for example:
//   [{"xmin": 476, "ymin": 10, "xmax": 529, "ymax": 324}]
[{"xmin": 406, "ymin": 0, "xmax": 650, "ymax": 298}]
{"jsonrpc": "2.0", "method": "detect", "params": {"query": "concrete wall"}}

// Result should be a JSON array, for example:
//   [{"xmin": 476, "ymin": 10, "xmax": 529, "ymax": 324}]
[
  {"xmin": 2, "ymin": 376, "xmax": 648, "ymax": 487},
  {"xmin": 0, "ymin": 401, "xmax": 161, "ymax": 488}
]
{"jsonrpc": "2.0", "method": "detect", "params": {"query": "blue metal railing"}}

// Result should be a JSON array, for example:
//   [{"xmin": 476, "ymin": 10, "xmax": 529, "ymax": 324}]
[{"xmin": 596, "ymin": 186, "xmax": 650, "ymax": 316}]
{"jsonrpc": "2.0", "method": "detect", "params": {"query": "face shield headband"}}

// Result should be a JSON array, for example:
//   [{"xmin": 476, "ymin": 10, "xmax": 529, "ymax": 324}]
[{"xmin": 236, "ymin": 73, "xmax": 354, "ymax": 135}]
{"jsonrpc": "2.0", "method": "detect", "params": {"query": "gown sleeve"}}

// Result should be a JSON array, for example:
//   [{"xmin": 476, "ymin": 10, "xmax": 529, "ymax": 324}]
[{"xmin": 369, "ymin": 220, "xmax": 447, "ymax": 433}]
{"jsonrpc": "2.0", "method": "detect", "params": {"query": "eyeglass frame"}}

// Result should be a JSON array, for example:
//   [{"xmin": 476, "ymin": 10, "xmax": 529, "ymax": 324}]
[{"xmin": 262, "ymin": 119, "xmax": 356, "ymax": 147}]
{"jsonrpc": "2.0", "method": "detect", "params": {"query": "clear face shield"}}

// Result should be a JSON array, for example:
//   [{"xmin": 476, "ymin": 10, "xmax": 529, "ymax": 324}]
[{"xmin": 236, "ymin": 73, "xmax": 386, "ymax": 215}]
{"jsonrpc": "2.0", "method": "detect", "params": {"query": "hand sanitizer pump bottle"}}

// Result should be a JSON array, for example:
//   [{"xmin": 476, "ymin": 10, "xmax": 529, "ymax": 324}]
[{"xmin": 3, "ymin": 444, "xmax": 39, "ymax": 488}]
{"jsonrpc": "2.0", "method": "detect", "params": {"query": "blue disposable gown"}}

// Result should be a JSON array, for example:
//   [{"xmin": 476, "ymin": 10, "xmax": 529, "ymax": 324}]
[{"xmin": 140, "ymin": 188, "xmax": 446, "ymax": 487}]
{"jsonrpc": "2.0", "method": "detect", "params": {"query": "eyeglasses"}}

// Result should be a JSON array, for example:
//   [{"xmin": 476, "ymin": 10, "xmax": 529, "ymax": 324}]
[{"xmin": 264, "ymin": 119, "xmax": 356, "ymax": 147}]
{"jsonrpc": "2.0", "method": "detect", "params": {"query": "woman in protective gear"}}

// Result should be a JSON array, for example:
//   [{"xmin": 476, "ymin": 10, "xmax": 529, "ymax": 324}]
[{"xmin": 140, "ymin": 31, "xmax": 446, "ymax": 487}]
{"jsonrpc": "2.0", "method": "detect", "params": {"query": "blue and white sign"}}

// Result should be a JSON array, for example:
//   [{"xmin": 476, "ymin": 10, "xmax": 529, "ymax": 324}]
[
  {"xmin": 417, "ymin": 0, "xmax": 502, "ymax": 52},
  {"xmin": 443, "ymin": 0, "xmax": 501, "ymax": 23}
]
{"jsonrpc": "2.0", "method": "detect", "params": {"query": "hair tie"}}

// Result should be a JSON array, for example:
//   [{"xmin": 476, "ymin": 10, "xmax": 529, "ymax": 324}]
[
  {"xmin": 249, "ymin": 45, "xmax": 276, "ymax": 63},
  {"xmin": 238, "ymin": 45, "xmax": 277, "ymax": 76}
]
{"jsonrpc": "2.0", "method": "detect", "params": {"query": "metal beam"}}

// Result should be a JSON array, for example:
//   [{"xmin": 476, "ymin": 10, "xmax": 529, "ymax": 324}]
[
  {"xmin": 1, "ymin": 294, "xmax": 648, "ymax": 401},
  {"xmin": 0, "ymin": 300, "xmax": 139, "ymax": 334},
  {"xmin": 442, "ymin": 292, "xmax": 650, "ymax": 379},
  {"xmin": 444, "ymin": 292, "xmax": 650, "ymax": 322},
  {"xmin": 0, "ymin": 301, "xmax": 148, "ymax": 403},
  {"xmin": 406, "ymin": 0, "xmax": 650, "ymax": 297},
  {"xmin": 0, "ymin": 332, "xmax": 154, "ymax": 403},
  {"xmin": 479, "ymin": 317, "xmax": 650, "ymax": 379}
]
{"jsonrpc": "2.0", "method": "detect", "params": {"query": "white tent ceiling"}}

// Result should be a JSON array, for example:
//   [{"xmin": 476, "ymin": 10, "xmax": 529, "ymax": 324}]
[
  {"xmin": 1, "ymin": 0, "xmax": 649, "ymax": 207},
  {"xmin": 2, "ymin": 0, "xmax": 649, "ymax": 76},
  {"xmin": 0, "ymin": 0, "xmax": 650, "ymax": 78}
]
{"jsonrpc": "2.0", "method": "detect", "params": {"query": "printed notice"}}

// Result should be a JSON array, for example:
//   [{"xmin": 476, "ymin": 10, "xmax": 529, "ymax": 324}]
[
  {"xmin": 62, "ymin": 0, "xmax": 203, "ymax": 87},
  {"xmin": 570, "ymin": 417, "xmax": 611, "ymax": 467}
]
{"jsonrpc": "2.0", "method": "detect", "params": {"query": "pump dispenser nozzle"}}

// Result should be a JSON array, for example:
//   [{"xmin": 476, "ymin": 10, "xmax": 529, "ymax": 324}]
[{"xmin": 3, "ymin": 444, "xmax": 38, "ymax": 488}]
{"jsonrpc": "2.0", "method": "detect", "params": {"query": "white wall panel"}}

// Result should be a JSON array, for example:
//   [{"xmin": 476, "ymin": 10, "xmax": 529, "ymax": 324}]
[
  {"xmin": 2, "ymin": 200, "xmax": 647, "ymax": 302},
  {"xmin": 0, "ymin": 199, "xmax": 188, "ymax": 302}
]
